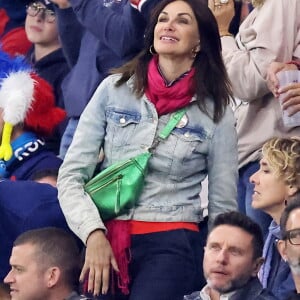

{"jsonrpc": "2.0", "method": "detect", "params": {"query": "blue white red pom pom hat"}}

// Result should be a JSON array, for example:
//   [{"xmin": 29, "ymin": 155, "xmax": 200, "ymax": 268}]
[{"xmin": 0, "ymin": 50, "xmax": 66, "ymax": 161}]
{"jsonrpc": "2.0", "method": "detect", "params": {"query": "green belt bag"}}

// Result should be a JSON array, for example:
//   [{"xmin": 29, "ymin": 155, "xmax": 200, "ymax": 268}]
[{"xmin": 84, "ymin": 108, "xmax": 187, "ymax": 221}]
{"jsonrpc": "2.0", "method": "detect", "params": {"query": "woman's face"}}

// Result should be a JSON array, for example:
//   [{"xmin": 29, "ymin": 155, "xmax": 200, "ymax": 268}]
[
  {"xmin": 153, "ymin": 0, "xmax": 200, "ymax": 61},
  {"xmin": 250, "ymin": 157, "xmax": 291, "ymax": 214}
]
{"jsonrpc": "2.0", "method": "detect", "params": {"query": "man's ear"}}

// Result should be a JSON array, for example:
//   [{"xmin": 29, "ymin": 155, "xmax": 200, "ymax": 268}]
[
  {"xmin": 45, "ymin": 267, "xmax": 61, "ymax": 288},
  {"xmin": 251, "ymin": 257, "xmax": 264, "ymax": 277},
  {"xmin": 277, "ymin": 239, "xmax": 288, "ymax": 262}
]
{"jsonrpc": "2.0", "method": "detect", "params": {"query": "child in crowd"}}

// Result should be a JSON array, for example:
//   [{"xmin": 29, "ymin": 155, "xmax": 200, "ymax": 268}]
[
  {"xmin": 25, "ymin": 0, "xmax": 70, "ymax": 154},
  {"xmin": 50, "ymin": 0, "xmax": 154, "ymax": 158}
]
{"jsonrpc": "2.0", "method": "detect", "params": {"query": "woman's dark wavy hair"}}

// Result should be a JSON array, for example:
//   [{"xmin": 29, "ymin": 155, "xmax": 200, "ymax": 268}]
[{"xmin": 114, "ymin": 0, "xmax": 233, "ymax": 123}]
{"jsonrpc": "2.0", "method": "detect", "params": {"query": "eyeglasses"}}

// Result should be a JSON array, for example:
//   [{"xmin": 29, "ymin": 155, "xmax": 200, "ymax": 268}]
[
  {"xmin": 283, "ymin": 228, "xmax": 300, "ymax": 245},
  {"xmin": 26, "ymin": 2, "xmax": 56, "ymax": 23}
]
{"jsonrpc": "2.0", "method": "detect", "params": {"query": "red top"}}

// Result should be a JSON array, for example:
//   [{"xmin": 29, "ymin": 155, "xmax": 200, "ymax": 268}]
[{"xmin": 130, "ymin": 220, "xmax": 199, "ymax": 235}]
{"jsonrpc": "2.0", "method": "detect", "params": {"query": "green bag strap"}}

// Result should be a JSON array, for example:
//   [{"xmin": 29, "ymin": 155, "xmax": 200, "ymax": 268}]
[
  {"xmin": 150, "ymin": 108, "xmax": 187, "ymax": 151},
  {"xmin": 158, "ymin": 108, "xmax": 187, "ymax": 140}
]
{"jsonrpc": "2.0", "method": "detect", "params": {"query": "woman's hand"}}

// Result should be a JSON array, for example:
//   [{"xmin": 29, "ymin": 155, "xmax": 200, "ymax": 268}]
[
  {"xmin": 208, "ymin": 0, "xmax": 235, "ymax": 36},
  {"xmin": 278, "ymin": 83, "xmax": 300, "ymax": 116},
  {"xmin": 80, "ymin": 229, "xmax": 119, "ymax": 296},
  {"xmin": 266, "ymin": 62, "xmax": 297, "ymax": 97}
]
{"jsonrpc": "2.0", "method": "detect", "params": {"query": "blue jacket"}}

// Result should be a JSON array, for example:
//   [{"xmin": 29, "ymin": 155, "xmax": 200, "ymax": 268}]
[
  {"xmin": 184, "ymin": 277, "xmax": 278, "ymax": 300},
  {"xmin": 261, "ymin": 221, "xmax": 296, "ymax": 299},
  {"xmin": 265, "ymin": 240, "xmax": 296, "ymax": 298},
  {"xmin": 57, "ymin": 74, "xmax": 238, "ymax": 244},
  {"xmin": 0, "ymin": 180, "xmax": 72, "ymax": 280},
  {"xmin": 6, "ymin": 148, "xmax": 62, "ymax": 180},
  {"xmin": 56, "ymin": 0, "xmax": 146, "ymax": 117}
]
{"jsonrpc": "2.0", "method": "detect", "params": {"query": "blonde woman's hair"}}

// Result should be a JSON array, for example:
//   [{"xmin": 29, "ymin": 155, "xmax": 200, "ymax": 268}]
[{"xmin": 262, "ymin": 137, "xmax": 300, "ymax": 189}]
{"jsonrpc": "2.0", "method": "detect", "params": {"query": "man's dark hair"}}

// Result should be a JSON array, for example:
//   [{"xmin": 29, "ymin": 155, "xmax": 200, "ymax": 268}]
[
  {"xmin": 30, "ymin": 169, "xmax": 58, "ymax": 182},
  {"xmin": 14, "ymin": 227, "xmax": 81, "ymax": 290},
  {"xmin": 211, "ymin": 211, "xmax": 264, "ymax": 259},
  {"xmin": 280, "ymin": 195, "xmax": 300, "ymax": 239}
]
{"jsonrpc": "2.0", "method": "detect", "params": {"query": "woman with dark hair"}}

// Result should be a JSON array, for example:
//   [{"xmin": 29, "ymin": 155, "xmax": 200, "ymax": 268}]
[{"xmin": 57, "ymin": 0, "xmax": 238, "ymax": 299}]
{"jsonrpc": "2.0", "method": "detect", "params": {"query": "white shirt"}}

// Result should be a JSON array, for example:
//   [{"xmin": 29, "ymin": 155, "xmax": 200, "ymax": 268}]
[{"xmin": 199, "ymin": 285, "xmax": 236, "ymax": 300}]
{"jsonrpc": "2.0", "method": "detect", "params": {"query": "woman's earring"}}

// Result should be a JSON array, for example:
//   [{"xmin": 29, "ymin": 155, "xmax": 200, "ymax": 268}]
[
  {"xmin": 191, "ymin": 45, "xmax": 200, "ymax": 59},
  {"xmin": 149, "ymin": 45, "xmax": 156, "ymax": 55},
  {"xmin": 284, "ymin": 199, "xmax": 288, "ymax": 206}
]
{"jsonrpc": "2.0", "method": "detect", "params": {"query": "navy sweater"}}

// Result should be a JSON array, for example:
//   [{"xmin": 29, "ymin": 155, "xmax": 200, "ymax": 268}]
[{"xmin": 56, "ymin": 0, "xmax": 146, "ymax": 118}]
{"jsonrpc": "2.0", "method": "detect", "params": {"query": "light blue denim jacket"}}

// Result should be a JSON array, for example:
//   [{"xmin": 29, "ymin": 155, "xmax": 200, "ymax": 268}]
[{"xmin": 57, "ymin": 74, "xmax": 238, "ymax": 244}]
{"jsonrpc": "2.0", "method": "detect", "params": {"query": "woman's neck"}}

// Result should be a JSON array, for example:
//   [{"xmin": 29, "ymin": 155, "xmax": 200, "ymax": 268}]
[
  {"xmin": 267, "ymin": 205, "xmax": 285, "ymax": 225},
  {"xmin": 157, "ymin": 56, "xmax": 194, "ymax": 83}
]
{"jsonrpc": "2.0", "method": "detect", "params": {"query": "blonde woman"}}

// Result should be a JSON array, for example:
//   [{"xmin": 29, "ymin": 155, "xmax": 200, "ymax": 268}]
[{"xmin": 250, "ymin": 137, "xmax": 300, "ymax": 299}]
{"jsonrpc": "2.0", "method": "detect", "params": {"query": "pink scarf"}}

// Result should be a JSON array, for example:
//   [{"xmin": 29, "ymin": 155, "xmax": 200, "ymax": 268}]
[
  {"xmin": 145, "ymin": 56, "xmax": 196, "ymax": 115},
  {"xmin": 106, "ymin": 220, "xmax": 131, "ymax": 295},
  {"xmin": 82, "ymin": 220, "xmax": 131, "ymax": 296}
]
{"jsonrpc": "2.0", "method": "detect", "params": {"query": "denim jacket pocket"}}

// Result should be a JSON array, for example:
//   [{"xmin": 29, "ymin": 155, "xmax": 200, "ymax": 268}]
[
  {"xmin": 105, "ymin": 109, "xmax": 141, "ymax": 148},
  {"xmin": 166, "ymin": 126, "xmax": 211, "ymax": 181}
]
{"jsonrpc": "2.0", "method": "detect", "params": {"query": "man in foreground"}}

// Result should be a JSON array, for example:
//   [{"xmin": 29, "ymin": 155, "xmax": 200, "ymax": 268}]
[
  {"xmin": 4, "ymin": 227, "xmax": 90, "ymax": 300},
  {"xmin": 278, "ymin": 197, "xmax": 300, "ymax": 299},
  {"xmin": 184, "ymin": 211, "xmax": 277, "ymax": 300}
]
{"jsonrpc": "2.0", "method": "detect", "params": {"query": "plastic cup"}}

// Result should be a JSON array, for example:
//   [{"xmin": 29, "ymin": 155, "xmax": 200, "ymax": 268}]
[{"xmin": 277, "ymin": 70, "xmax": 300, "ymax": 127}]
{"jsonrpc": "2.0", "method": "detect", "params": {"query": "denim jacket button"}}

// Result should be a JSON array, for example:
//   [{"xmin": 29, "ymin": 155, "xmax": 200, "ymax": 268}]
[
  {"xmin": 119, "ymin": 117, "xmax": 126, "ymax": 124},
  {"xmin": 184, "ymin": 132, "xmax": 190, "ymax": 138}
]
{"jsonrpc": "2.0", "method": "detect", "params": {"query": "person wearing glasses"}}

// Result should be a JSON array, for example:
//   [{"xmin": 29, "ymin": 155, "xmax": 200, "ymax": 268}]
[
  {"xmin": 278, "ymin": 197, "xmax": 300, "ymax": 299},
  {"xmin": 49, "ymin": 0, "xmax": 151, "ymax": 159},
  {"xmin": 250, "ymin": 137, "xmax": 300, "ymax": 299},
  {"xmin": 25, "ymin": 0, "xmax": 69, "ymax": 155}
]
